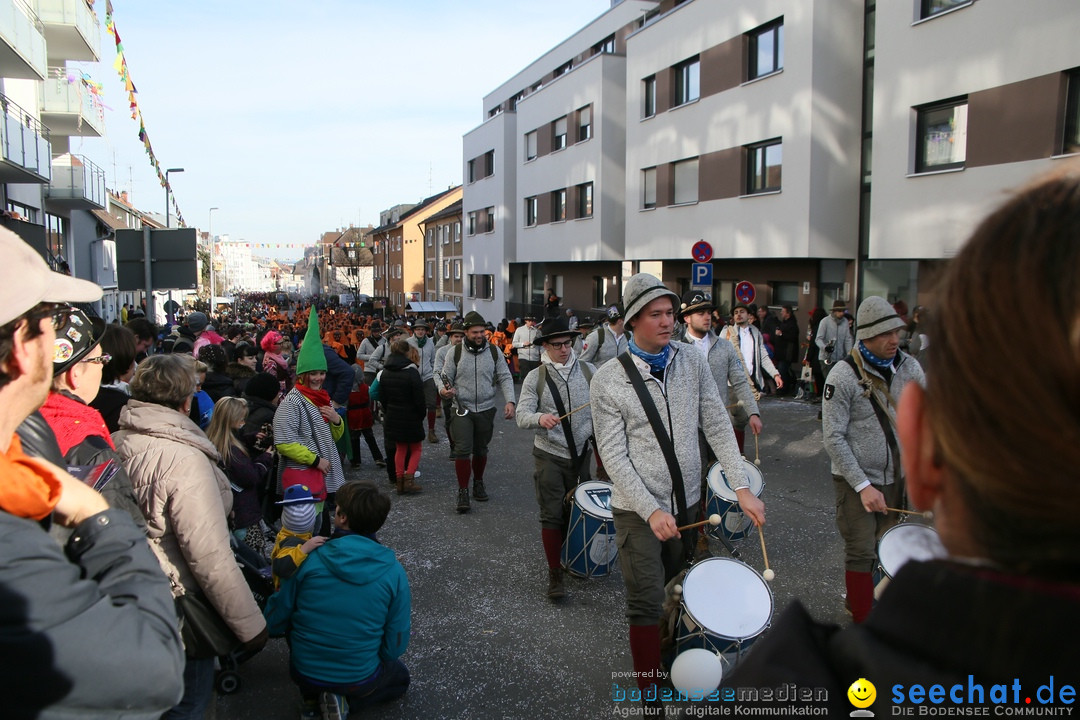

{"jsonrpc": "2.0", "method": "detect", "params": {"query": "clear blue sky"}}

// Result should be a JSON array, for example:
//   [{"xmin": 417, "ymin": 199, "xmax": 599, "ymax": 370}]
[{"xmin": 74, "ymin": 0, "xmax": 613, "ymax": 260}]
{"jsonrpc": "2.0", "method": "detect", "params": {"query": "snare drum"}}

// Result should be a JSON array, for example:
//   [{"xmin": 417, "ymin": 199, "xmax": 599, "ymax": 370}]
[
  {"xmin": 876, "ymin": 522, "xmax": 945, "ymax": 580},
  {"xmin": 705, "ymin": 460, "xmax": 765, "ymax": 541},
  {"xmin": 675, "ymin": 557, "xmax": 773, "ymax": 660},
  {"xmin": 561, "ymin": 481, "xmax": 618, "ymax": 578}
]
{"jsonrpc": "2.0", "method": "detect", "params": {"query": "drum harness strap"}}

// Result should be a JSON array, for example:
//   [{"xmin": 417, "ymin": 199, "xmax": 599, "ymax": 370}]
[
  {"xmin": 617, "ymin": 353, "xmax": 694, "ymax": 565},
  {"xmin": 537, "ymin": 363, "xmax": 592, "ymax": 472},
  {"xmin": 841, "ymin": 352, "xmax": 903, "ymax": 489}
]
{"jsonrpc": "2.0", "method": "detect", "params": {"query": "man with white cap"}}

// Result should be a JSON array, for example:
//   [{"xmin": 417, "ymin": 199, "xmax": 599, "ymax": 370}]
[
  {"xmin": 591, "ymin": 272, "xmax": 764, "ymax": 712},
  {"xmin": 822, "ymin": 295, "xmax": 924, "ymax": 624},
  {"xmin": 0, "ymin": 228, "xmax": 184, "ymax": 716}
]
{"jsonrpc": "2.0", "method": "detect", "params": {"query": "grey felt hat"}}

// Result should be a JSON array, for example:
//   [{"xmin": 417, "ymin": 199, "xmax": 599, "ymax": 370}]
[
  {"xmin": 856, "ymin": 296, "xmax": 906, "ymax": 341},
  {"xmin": 622, "ymin": 273, "xmax": 678, "ymax": 322}
]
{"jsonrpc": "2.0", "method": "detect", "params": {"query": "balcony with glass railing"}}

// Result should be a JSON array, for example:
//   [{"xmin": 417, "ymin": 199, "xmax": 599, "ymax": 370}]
[
  {"xmin": 41, "ymin": 68, "xmax": 104, "ymax": 137},
  {"xmin": 47, "ymin": 152, "xmax": 105, "ymax": 208},
  {"xmin": 0, "ymin": 0, "xmax": 47, "ymax": 79},
  {"xmin": 0, "ymin": 91, "xmax": 50, "ymax": 182},
  {"xmin": 37, "ymin": 0, "xmax": 99, "ymax": 62}
]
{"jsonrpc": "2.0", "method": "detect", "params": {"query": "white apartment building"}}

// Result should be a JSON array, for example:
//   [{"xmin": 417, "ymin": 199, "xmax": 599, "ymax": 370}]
[{"xmin": 464, "ymin": 0, "xmax": 1080, "ymax": 319}]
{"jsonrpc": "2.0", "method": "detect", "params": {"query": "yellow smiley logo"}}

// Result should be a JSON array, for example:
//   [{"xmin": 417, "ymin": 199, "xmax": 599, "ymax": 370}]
[{"xmin": 847, "ymin": 678, "xmax": 876, "ymax": 709}]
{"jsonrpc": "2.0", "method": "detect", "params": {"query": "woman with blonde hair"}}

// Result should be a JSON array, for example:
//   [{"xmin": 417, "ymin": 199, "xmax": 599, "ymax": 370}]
[{"xmin": 207, "ymin": 396, "xmax": 272, "ymax": 559}]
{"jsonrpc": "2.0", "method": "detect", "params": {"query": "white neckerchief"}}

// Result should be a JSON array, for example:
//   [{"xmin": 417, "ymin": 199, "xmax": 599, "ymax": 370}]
[
  {"xmin": 541, "ymin": 349, "xmax": 577, "ymax": 380},
  {"xmin": 684, "ymin": 328, "xmax": 714, "ymax": 359}
]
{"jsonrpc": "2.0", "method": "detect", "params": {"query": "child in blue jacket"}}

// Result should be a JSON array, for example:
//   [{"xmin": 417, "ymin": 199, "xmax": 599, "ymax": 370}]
[{"xmin": 265, "ymin": 480, "xmax": 411, "ymax": 719}]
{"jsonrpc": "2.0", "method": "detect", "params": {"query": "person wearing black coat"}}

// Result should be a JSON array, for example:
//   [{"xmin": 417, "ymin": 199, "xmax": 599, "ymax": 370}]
[
  {"xmin": 378, "ymin": 341, "xmax": 426, "ymax": 495},
  {"xmin": 198, "ymin": 344, "xmax": 236, "ymax": 403},
  {"xmin": 240, "ymin": 372, "xmax": 281, "ymax": 517},
  {"xmin": 773, "ymin": 305, "xmax": 800, "ymax": 395}
]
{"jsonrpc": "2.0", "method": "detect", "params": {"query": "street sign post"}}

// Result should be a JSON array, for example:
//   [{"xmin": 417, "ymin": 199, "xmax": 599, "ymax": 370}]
[
  {"xmin": 692, "ymin": 262, "xmax": 713, "ymax": 288},
  {"xmin": 116, "ymin": 227, "xmax": 198, "ymax": 322},
  {"xmin": 735, "ymin": 280, "xmax": 756, "ymax": 305},
  {"xmin": 691, "ymin": 240, "xmax": 713, "ymax": 263}
]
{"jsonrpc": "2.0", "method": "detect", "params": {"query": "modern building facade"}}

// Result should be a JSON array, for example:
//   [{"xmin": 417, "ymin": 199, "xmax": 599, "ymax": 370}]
[{"xmin": 463, "ymin": 0, "xmax": 1080, "ymax": 319}]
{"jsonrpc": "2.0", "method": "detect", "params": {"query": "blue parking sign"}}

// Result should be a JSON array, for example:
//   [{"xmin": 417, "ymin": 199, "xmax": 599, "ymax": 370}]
[{"xmin": 692, "ymin": 262, "xmax": 713, "ymax": 287}]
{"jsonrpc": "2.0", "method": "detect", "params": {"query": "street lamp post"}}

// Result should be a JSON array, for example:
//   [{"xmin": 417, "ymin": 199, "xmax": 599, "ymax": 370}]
[
  {"xmin": 165, "ymin": 167, "xmax": 184, "ymax": 228},
  {"xmin": 208, "ymin": 207, "xmax": 219, "ymax": 307}
]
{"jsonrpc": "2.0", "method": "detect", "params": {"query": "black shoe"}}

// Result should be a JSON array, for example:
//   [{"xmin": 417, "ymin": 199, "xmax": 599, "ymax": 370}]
[
  {"xmin": 456, "ymin": 488, "xmax": 470, "ymax": 513},
  {"xmin": 375, "ymin": 459, "xmax": 386, "ymax": 468},
  {"xmin": 350, "ymin": 461, "xmax": 361, "ymax": 469},
  {"xmin": 472, "ymin": 480, "xmax": 489, "ymax": 501}
]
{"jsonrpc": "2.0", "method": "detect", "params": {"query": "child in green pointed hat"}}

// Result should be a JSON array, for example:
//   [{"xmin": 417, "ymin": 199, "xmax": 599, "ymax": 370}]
[{"xmin": 274, "ymin": 306, "xmax": 347, "ymax": 536}]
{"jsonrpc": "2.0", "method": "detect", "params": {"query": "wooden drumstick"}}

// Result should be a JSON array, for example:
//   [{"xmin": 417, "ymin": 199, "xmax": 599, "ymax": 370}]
[
  {"xmin": 758, "ymin": 525, "xmax": 775, "ymax": 581},
  {"xmin": 885, "ymin": 507, "xmax": 933, "ymax": 519},
  {"xmin": 726, "ymin": 400, "xmax": 745, "ymax": 410},
  {"xmin": 753, "ymin": 432, "xmax": 761, "ymax": 466},
  {"xmin": 677, "ymin": 514, "xmax": 722, "ymax": 532},
  {"xmin": 556, "ymin": 403, "xmax": 591, "ymax": 421}
]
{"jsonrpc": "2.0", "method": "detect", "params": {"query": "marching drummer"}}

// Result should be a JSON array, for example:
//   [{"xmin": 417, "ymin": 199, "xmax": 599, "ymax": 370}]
[
  {"xmin": 515, "ymin": 316, "xmax": 597, "ymax": 601},
  {"xmin": 821, "ymin": 295, "xmax": 924, "ymax": 623},
  {"xmin": 591, "ymin": 273, "xmax": 763, "ymax": 713},
  {"xmin": 674, "ymin": 290, "xmax": 763, "ymax": 557}
]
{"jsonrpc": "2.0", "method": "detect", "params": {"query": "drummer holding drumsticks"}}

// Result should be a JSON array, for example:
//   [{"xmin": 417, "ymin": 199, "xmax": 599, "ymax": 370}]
[
  {"xmin": 822, "ymin": 295, "xmax": 925, "ymax": 624},
  {"xmin": 515, "ymin": 316, "xmax": 596, "ymax": 601},
  {"xmin": 591, "ymin": 273, "xmax": 764, "ymax": 714}
]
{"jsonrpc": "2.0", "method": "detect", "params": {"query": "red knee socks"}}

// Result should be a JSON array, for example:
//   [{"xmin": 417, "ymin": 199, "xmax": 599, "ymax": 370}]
[
  {"xmin": 454, "ymin": 459, "xmax": 471, "ymax": 489},
  {"xmin": 541, "ymin": 528, "xmax": 562, "ymax": 570},
  {"xmin": 845, "ymin": 570, "xmax": 875, "ymax": 624},
  {"xmin": 628, "ymin": 624, "xmax": 662, "ymax": 694},
  {"xmin": 471, "ymin": 455, "xmax": 487, "ymax": 481},
  {"xmin": 427, "ymin": 410, "xmax": 436, "ymax": 431}
]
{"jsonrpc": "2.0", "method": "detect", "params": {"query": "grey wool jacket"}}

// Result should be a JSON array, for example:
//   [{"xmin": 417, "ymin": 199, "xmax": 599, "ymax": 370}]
[
  {"xmin": 516, "ymin": 352, "xmax": 595, "ymax": 460},
  {"xmin": 822, "ymin": 351, "xmax": 925, "ymax": 492},
  {"xmin": 591, "ymin": 342, "xmax": 746, "ymax": 523},
  {"xmin": 439, "ymin": 341, "xmax": 516, "ymax": 412},
  {"xmin": 675, "ymin": 327, "xmax": 760, "ymax": 418}
]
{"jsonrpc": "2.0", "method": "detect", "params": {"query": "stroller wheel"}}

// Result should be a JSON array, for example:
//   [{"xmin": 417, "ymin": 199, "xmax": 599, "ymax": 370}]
[{"xmin": 216, "ymin": 670, "xmax": 242, "ymax": 695}]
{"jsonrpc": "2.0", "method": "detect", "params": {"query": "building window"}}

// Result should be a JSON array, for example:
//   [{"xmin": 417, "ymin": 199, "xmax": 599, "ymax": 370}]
[
  {"xmin": 554, "ymin": 116, "xmax": 568, "ymax": 151},
  {"xmin": 577, "ymin": 105, "xmax": 592, "ymax": 142},
  {"xmin": 484, "ymin": 150, "xmax": 494, "ymax": 178},
  {"xmin": 467, "ymin": 212, "xmax": 477, "ymax": 235},
  {"xmin": 469, "ymin": 274, "xmax": 494, "ymax": 300},
  {"xmin": 551, "ymin": 189, "xmax": 567, "ymax": 222},
  {"xmin": 673, "ymin": 57, "xmax": 700, "ymax": 107},
  {"xmin": 642, "ymin": 167, "xmax": 657, "ymax": 209},
  {"xmin": 593, "ymin": 34, "xmax": 615, "ymax": 55},
  {"xmin": 484, "ymin": 206, "xmax": 495, "ymax": 233},
  {"xmin": 920, "ymin": 0, "xmax": 970, "ymax": 19},
  {"xmin": 643, "ymin": 75, "xmax": 657, "ymax": 118},
  {"xmin": 577, "ymin": 182, "xmax": 593, "ymax": 218},
  {"xmin": 426, "ymin": 228, "xmax": 434, "ymax": 247},
  {"xmin": 1063, "ymin": 68, "xmax": 1080, "ymax": 154},
  {"xmin": 443, "ymin": 225, "xmax": 451, "ymax": 245},
  {"xmin": 673, "ymin": 158, "xmax": 699, "ymax": 205},
  {"xmin": 525, "ymin": 130, "xmax": 537, "ymax": 161},
  {"xmin": 427, "ymin": 260, "xmax": 433, "ymax": 279},
  {"xmin": 443, "ymin": 261, "xmax": 450, "ymax": 279},
  {"xmin": 915, "ymin": 98, "xmax": 967, "ymax": 172},
  {"xmin": 748, "ymin": 19, "xmax": 784, "ymax": 80},
  {"xmin": 553, "ymin": 60, "xmax": 572, "ymax": 78},
  {"xmin": 455, "ymin": 221, "xmax": 462, "ymax": 242},
  {"xmin": 454, "ymin": 260, "xmax": 461, "ymax": 280},
  {"xmin": 525, "ymin": 196, "xmax": 538, "ymax": 227},
  {"xmin": 746, "ymin": 139, "xmax": 783, "ymax": 193},
  {"xmin": 467, "ymin": 159, "xmax": 476, "ymax": 183}
]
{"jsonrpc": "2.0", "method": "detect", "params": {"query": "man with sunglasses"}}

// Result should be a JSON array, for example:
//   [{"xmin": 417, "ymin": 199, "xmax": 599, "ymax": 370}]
[
  {"xmin": 0, "ymin": 229, "xmax": 184, "ymax": 717},
  {"xmin": 515, "ymin": 317, "xmax": 596, "ymax": 601}
]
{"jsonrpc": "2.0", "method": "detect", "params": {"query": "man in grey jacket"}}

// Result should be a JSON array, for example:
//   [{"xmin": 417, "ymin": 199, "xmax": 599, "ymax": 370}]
[
  {"xmin": 440, "ymin": 311, "xmax": 516, "ymax": 513},
  {"xmin": 591, "ymin": 273, "xmax": 765, "ymax": 710},
  {"xmin": 822, "ymin": 295, "xmax": 924, "ymax": 624},
  {"xmin": 815, "ymin": 300, "xmax": 854, "ymax": 368},
  {"xmin": 516, "ymin": 317, "xmax": 595, "ymax": 601},
  {"xmin": 0, "ymin": 228, "xmax": 184, "ymax": 718},
  {"xmin": 579, "ymin": 303, "xmax": 627, "ymax": 367}
]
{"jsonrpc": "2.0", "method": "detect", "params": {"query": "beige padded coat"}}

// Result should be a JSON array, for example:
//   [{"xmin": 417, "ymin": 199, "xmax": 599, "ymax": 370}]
[{"xmin": 115, "ymin": 399, "xmax": 266, "ymax": 643}]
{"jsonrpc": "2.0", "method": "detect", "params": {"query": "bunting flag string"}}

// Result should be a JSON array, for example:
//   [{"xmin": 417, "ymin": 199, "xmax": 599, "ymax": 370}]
[
  {"xmin": 214, "ymin": 242, "xmax": 368, "ymax": 249},
  {"xmin": 105, "ymin": 1, "xmax": 185, "ymax": 227}
]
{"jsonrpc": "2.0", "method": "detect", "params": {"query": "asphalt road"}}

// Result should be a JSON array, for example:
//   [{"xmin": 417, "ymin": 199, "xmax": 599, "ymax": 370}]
[{"xmin": 213, "ymin": 393, "xmax": 846, "ymax": 720}]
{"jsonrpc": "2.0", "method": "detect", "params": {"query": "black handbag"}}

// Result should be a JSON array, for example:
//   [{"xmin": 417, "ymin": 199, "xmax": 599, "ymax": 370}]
[{"xmin": 176, "ymin": 591, "xmax": 241, "ymax": 659}]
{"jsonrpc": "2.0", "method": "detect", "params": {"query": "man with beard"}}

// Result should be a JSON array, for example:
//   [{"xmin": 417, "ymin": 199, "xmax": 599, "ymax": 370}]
[
  {"xmin": 439, "ymin": 312, "xmax": 516, "ymax": 513},
  {"xmin": 719, "ymin": 302, "xmax": 783, "ymax": 396}
]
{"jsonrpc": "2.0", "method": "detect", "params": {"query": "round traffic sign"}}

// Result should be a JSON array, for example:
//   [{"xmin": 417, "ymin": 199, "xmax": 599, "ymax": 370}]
[
  {"xmin": 735, "ymin": 281, "xmax": 756, "ymax": 305},
  {"xmin": 691, "ymin": 240, "xmax": 713, "ymax": 263}
]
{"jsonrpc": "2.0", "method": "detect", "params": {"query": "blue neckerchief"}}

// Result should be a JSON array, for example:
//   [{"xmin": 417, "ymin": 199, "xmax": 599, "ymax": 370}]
[
  {"xmin": 628, "ymin": 334, "xmax": 671, "ymax": 373},
  {"xmin": 858, "ymin": 341, "xmax": 895, "ymax": 369}
]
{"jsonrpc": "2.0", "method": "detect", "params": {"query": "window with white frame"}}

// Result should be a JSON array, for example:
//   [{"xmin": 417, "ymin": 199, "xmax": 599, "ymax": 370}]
[
  {"xmin": 643, "ymin": 75, "xmax": 656, "ymax": 118},
  {"xmin": 554, "ymin": 116, "xmax": 568, "ymax": 151},
  {"xmin": 915, "ymin": 98, "xmax": 967, "ymax": 172},
  {"xmin": 426, "ymin": 228, "xmax": 433, "ymax": 247},
  {"xmin": 642, "ymin": 167, "xmax": 657, "ymax": 209},
  {"xmin": 442, "ymin": 224, "xmax": 450, "ymax": 244},
  {"xmin": 673, "ymin": 158, "xmax": 699, "ymax": 205},
  {"xmin": 748, "ymin": 19, "xmax": 783, "ymax": 80},
  {"xmin": 525, "ymin": 130, "xmax": 537, "ymax": 161},
  {"xmin": 577, "ymin": 105, "xmax": 592, "ymax": 142},
  {"xmin": 525, "ymin": 196, "xmax": 538, "ymax": 227},
  {"xmin": 455, "ymin": 221, "xmax": 462, "ymax": 242},
  {"xmin": 427, "ymin": 260, "xmax": 433, "ymax": 279},
  {"xmin": 674, "ymin": 57, "xmax": 700, "ymax": 107},
  {"xmin": 443, "ymin": 260, "xmax": 450, "ymax": 279},
  {"xmin": 746, "ymin": 139, "xmax": 783, "ymax": 193},
  {"xmin": 454, "ymin": 260, "xmax": 461, "ymax": 280}
]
